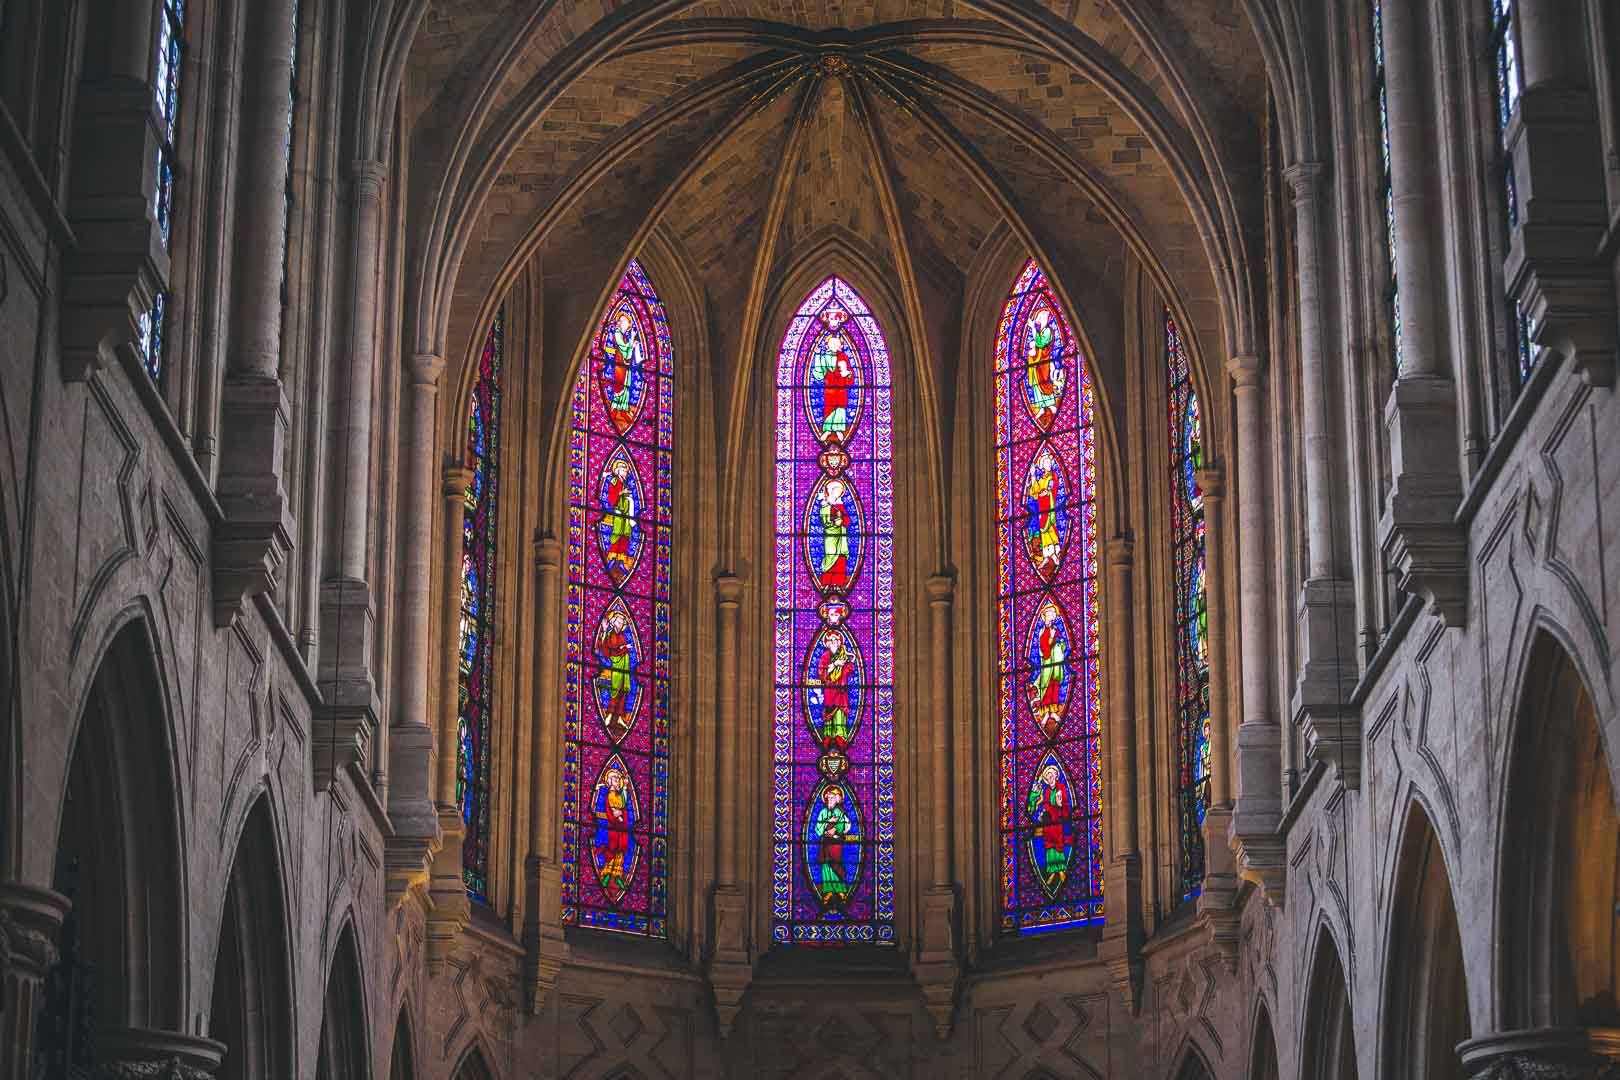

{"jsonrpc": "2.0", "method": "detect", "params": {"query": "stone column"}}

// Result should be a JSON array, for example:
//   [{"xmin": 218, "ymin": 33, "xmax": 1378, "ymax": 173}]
[
  {"xmin": 916, "ymin": 572, "xmax": 959, "ymax": 1037},
  {"xmin": 1503, "ymin": 0, "xmax": 1617, "ymax": 387},
  {"xmin": 315, "ymin": 160, "xmax": 389, "ymax": 792},
  {"xmin": 213, "ymin": 0, "xmax": 299, "ymax": 625},
  {"xmin": 1284, "ymin": 164, "xmax": 1362, "ymax": 787},
  {"xmin": 1225, "ymin": 356, "xmax": 1285, "ymax": 905},
  {"xmin": 384, "ymin": 357, "xmax": 444, "ymax": 905},
  {"xmin": 1376, "ymin": 0, "xmax": 1468, "ymax": 625},
  {"xmin": 426, "ymin": 461, "xmax": 476, "ymax": 963},
  {"xmin": 524, "ymin": 534, "xmax": 569, "ymax": 1013},
  {"xmin": 1194, "ymin": 467, "xmax": 1241, "ymax": 960},
  {"xmin": 0, "ymin": 883, "xmax": 70, "ymax": 1080},
  {"xmin": 1101, "ymin": 539, "xmax": 1143, "ymax": 1012},
  {"xmin": 708, "ymin": 572, "xmax": 752, "ymax": 1037}
]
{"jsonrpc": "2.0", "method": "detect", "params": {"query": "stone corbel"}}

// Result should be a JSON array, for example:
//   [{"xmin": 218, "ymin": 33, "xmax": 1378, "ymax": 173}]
[
  {"xmin": 1292, "ymin": 578, "xmax": 1361, "ymax": 788},
  {"xmin": 522, "ymin": 856, "xmax": 568, "ymax": 1015},
  {"xmin": 915, "ymin": 884, "xmax": 959, "ymax": 1038},
  {"xmin": 1100, "ymin": 855, "xmax": 1144, "ymax": 1013},
  {"xmin": 60, "ymin": 75, "xmax": 169, "ymax": 383},
  {"xmin": 1195, "ymin": 806, "xmax": 1241, "ymax": 970},
  {"xmin": 212, "ymin": 376, "xmax": 295, "ymax": 627},
  {"xmin": 1229, "ymin": 722, "xmax": 1286, "ymax": 910},
  {"xmin": 708, "ymin": 885, "xmax": 752, "ymax": 1038},
  {"xmin": 1378, "ymin": 377, "xmax": 1468, "ymax": 626},
  {"xmin": 313, "ymin": 579, "xmax": 380, "ymax": 791}
]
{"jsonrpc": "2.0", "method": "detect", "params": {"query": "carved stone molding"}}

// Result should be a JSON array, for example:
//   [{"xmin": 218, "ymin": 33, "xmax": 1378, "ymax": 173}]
[
  {"xmin": 1461, "ymin": 1027, "xmax": 1620, "ymax": 1079},
  {"xmin": 1195, "ymin": 806, "xmax": 1241, "ymax": 969},
  {"xmin": 707, "ymin": 884, "xmax": 753, "ymax": 1038},
  {"xmin": 914, "ymin": 884, "xmax": 960, "ymax": 1038},
  {"xmin": 212, "ymin": 376, "xmax": 295, "ymax": 627},
  {"xmin": 1292, "ymin": 577, "xmax": 1361, "ymax": 788},
  {"xmin": 94, "ymin": 1027, "xmax": 225, "ymax": 1078},
  {"xmin": 1379, "ymin": 376, "xmax": 1468, "ymax": 626},
  {"xmin": 314, "ymin": 576, "xmax": 380, "ymax": 791},
  {"xmin": 523, "ymin": 856, "xmax": 569, "ymax": 1015},
  {"xmin": 1101, "ymin": 855, "xmax": 1143, "ymax": 1013}
]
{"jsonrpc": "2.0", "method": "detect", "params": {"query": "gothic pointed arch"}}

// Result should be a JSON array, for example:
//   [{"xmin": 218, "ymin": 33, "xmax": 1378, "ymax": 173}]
[
  {"xmin": 772, "ymin": 272, "xmax": 896, "ymax": 946},
  {"xmin": 209, "ymin": 794, "xmax": 294, "ymax": 1079},
  {"xmin": 1499, "ymin": 630, "xmax": 1620, "ymax": 1033},
  {"xmin": 1381, "ymin": 798, "xmax": 1469, "ymax": 1080},
  {"xmin": 316, "ymin": 921, "xmax": 370, "ymax": 1080},
  {"xmin": 1250, "ymin": 999, "xmax": 1280, "ymax": 1080},
  {"xmin": 42, "ymin": 618, "xmax": 187, "ymax": 1051},
  {"xmin": 453, "ymin": 1040, "xmax": 498, "ymax": 1080},
  {"xmin": 994, "ymin": 257, "xmax": 1103, "ymax": 935},
  {"xmin": 388, "ymin": 1005, "xmax": 417, "ymax": 1080},
  {"xmin": 1173, "ymin": 1043, "xmax": 1216, "ymax": 1080},
  {"xmin": 1302, "ymin": 926, "xmax": 1359, "ymax": 1080},
  {"xmin": 561, "ymin": 259, "xmax": 675, "ymax": 938}
]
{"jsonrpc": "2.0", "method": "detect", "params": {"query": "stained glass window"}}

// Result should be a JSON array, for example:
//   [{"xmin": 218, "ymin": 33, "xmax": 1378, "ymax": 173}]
[
  {"xmin": 773, "ymin": 276, "xmax": 895, "ymax": 946},
  {"xmin": 280, "ymin": 0, "xmax": 301, "ymax": 313},
  {"xmin": 1491, "ymin": 0, "xmax": 1535, "ymax": 387},
  {"xmin": 1167, "ymin": 312, "xmax": 1210, "ymax": 903},
  {"xmin": 458, "ymin": 309, "xmax": 503, "ymax": 901},
  {"xmin": 1371, "ymin": 0, "xmax": 1403, "ymax": 373},
  {"xmin": 995, "ymin": 259, "xmax": 1102, "ymax": 935},
  {"xmin": 561, "ymin": 260, "xmax": 673, "ymax": 937},
  {"xmin": 139, "ymin": 0, "xmax": 186, "ymax": 383}
]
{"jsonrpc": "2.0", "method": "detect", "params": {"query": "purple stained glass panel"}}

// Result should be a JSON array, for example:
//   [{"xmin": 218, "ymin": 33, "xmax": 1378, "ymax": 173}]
[
  {"xmin": 561, "ymin": 260, "xmax": 673, "ymax": 938},
  {"xmin": 773, "ymin": 276, "xmax": 895, "ymax": 946},
  {"xmin": 459, "ymin": 309, "xmax": 503, "ymax": 901},
  {"xmin": 996, "ymin": 259, "xmax": 1103, "ymax": 935}
]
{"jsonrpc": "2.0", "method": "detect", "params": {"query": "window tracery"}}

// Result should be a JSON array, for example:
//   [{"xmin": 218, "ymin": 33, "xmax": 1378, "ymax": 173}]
[
  {"xmin": 561, "ymin": 261, "xmax": 673, "ymax": 937},
  {"xmin": 773, "ymin": 276, "xmax": 895, "ymax": 946},
  {"xmin": 1490, "ymin": 0, "xmax": 1535, "ymax": 388},
  {"xmin": 995, "ymin": 259, "xmax": 1102, "ymax": 934},
  {"xmin": 138, "ymin": 0, "xmax": 187, "ymax": 381},
  {"xmin": 1371, "ymin": 0, "xmax": 1403, "ymax": 373}
]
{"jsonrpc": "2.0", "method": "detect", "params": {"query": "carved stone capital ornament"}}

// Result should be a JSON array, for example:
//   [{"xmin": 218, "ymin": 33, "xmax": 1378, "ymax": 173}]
[{"xmin": 1460, "ymin": 1028, "xmax": 1620, "ymax": 1079}]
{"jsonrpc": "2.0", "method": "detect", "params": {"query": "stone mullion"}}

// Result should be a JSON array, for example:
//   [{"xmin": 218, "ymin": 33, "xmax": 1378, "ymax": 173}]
[
  {"xmin": 524, "ymin": 534, "xmax": 568, "ymax": 1013},
  {"xmin": 1101, "ymin": 538, "xmax": 1143, "ymax": 1010},
  {"xmin": 917, "ymin": 571, "xmax": 960, "ymax": 1036},
  {"xmin": 708, "ymin": 571, "xmax": 751, "ymax": 1037}
]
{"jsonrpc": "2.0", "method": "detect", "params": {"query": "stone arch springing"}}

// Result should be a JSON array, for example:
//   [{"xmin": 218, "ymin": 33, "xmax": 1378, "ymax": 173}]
[
  {"xmin": 1498, "ymin": 630, "xmax": 1620, "ymax": 1032},
  {"xmin": 453, "ymin": 1041, "xmax": 498, "ymax": 1080},
  {"xmin": 49, "ymin": 618, "xmax": 187, "ymax": 1040},
  {"xmin": 209, "ymin": 794, "xmax": 294, "ymax": 1079},
  {"xmin": 388, "ymin": 1004, "xmax": 417, "ymax": 1080},
  {"xmin": 1380, "ymin": 798, "xmax": 1469, "ymax": 1080},
  {"xmin": 316, "ymin": 920, "xmax": 370, "ymax": 1080},
  {"xmin": 1249, "ymin": 999, "xmax": 1280, "ymax": 1080},
  {"xmin": 1173, "ymin": 1043, "xmax": 1216, "ymax": 1080},
  {"xmin": 1301, "ymin": 925, "xmax": 1359, "ymax": 1080}
]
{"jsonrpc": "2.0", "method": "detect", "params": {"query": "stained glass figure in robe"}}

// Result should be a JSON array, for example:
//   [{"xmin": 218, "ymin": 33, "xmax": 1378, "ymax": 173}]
[
  {"xmin": 458, "ymin": 309, "xmax": 504, "ymax": 901},
  {"xmin": 995, "ymin": 259, "xmax": 1103, "ymax": 935},
  {"xmin": 561, "ymin": 260, "xmax": 672, "ymax": 938},
  {"xmin": 773, "ymin": 276, "xmax": 895, "ymax": 946},
  {"xmin": 1167, "ymin": 311, "xmax": 1211, "ymax": 902}
]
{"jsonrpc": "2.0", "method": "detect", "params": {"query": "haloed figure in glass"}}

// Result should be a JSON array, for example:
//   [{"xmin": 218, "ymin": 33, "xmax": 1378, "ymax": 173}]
[
  {"xmin": 603, "ymin": 311, "xmax": 644, "ymax": 431},
  {"xmin": 594, "ymin": 608, "xmax": 639, "ymax": 742},
  {"xmin": 810, "ymin": 630, "xmax": 856, "ymax": 747},
  {"xmin": 809, "ymin": 313, "xmax": 860, "ymax": 444},
  {"xmin": 600, "ymin": 456, "xmax": 640, "ymax": 583},
  {"xmin": 1029, "ymin": 604, "xmax": 1069, "ymax": 739},
  {"xmin": 812, "ymin": 785, "xmax": 858, "ymax": 907},
  {"xmin": 1024, "ymin": 450, "xmax": 1067, "ymax": 579},
  {"xmin": 1027, "ymin": 763, "xmax": 1074, "ymax": 895},
  {"xmin": 1024, "ymin": 306, "xmax": 1066, "ymax": 428},
  {"xmin": 817, "ymin": 479, "xmax": 852, "ymax": 591},
  {"xmin": 592, "ymin": 766, "xmax": 637, "ymax": 895}
]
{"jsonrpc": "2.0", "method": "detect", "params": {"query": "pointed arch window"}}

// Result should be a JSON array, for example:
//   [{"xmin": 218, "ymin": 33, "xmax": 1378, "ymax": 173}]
[
  {"xmin": 995, "ymin": 259, "xmax": 1102, "ymax": 934},
  {"xmin": 772, "ymin": 276, "xmax": 895, "ymax": 946},
  {"xmin": 561, "ymin": 261, "xmax": 673, "ymax": 937},
  {"xmin": 458, "ymin": 309, "xmax": 504, "ymax": 901},
  {"xmin": 138, "ymin": 0, "xmax": 188, "ymax": 381},
  {"xmin": 1166, "ymin": 312, "xmax": 1210, "ymax": 902}
]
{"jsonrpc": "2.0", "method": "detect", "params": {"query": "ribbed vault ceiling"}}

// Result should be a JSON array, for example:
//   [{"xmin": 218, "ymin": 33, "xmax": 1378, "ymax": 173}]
[{"xmin": 404, "ymin": 0, "xmax": 1270, "ymax": 472}]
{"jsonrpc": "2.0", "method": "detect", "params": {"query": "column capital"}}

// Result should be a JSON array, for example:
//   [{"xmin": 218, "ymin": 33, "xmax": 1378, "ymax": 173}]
[
  {"xmin": 1194, "ymin": 466, "xmax": 1226, "ymax": 501},
  {"xmin": 1105, "ymin": 536, "xmax": 1135, "ymax": 569},
  {"xmin": 347, "ymin": 158, "xmax": 389, "ymax": 199},
  {"xmin": 410, "ymin": 352, "xmax": 445, "ymax": 387},
  {"xmin": 715, "ymin": 572, "xmax": 746, "ymax": 607},
  {"xmin": 1282, "ymin": 160, "xmax": 1327, "ymax": 203},
  {"xmin": 534, "ymin": 532, "xmax": 563, "ymax": 570},
  {"xmin": 441, "ymin": 462, "xmax": 475, "ymax": 500},
  {"xmin": 1226, "ymin": 354, "xmax": 1265, "ymax": 390},
  {"xmin": 924, "ymin": 570, "xmax": 956, "ymax": 604}
]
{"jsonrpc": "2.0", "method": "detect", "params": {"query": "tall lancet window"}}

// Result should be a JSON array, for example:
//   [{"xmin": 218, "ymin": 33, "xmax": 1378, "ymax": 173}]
[
  {"xmin": 773, "ymin": 276, "xmax": 895, "ymax": 946},
  {"xmin": 561, "ymin": 261, "xmax": 673, "ymax": 937},
  {"xmin": 1490, "ymin": 0, "xmax": 1534, "ymax": 387},
  {"xmin": 459, "ymin": 309, "xmax": 504, "ymax": 901},
  {"xmin": 139, "ymin": 0, "xmax": 188, "ymax": 381},
  {"xmin": 1166, "ymin": 312, "xmax": 1210, "ymax": 902},
  {"xmin": 995, "ymin": 259, "xmax": 1102, "ymax": 935},
  {"xmin": 1370, "ymin": 0, "xmax": 1402, "ymax": 372}
]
